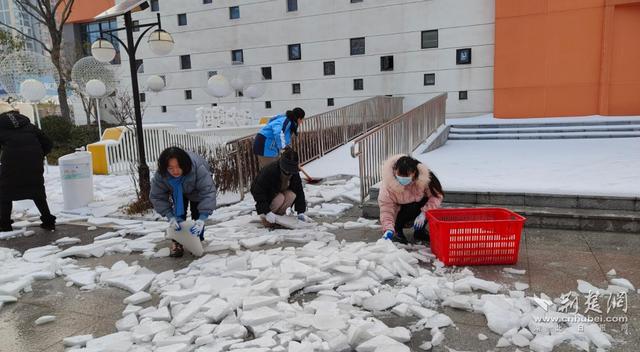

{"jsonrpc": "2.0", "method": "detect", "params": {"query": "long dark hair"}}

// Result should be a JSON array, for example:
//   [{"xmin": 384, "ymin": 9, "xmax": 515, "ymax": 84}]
[
  {"xmin": 395, "ymin": 156, "xmax": 444, "ymax": 197},
  {"xmin": 428, "ymin": 171, "xmax": 444, "ymax": 197},
  {"xmin": 157, "ymin": 147, "xmax": 192, "ymax": 177},
  {"xmin": 285, "ymin": 107, "xmax": 305, "ymax": 135}
]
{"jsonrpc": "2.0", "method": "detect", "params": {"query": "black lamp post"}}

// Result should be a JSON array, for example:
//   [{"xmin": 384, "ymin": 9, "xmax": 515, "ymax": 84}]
[{"xmin": 91, "ymin": 2, "xmax": 174, "ymax": 200}]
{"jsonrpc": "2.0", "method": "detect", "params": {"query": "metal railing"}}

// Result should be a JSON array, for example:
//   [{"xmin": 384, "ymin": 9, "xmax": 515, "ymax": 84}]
[
  {"xmin": 225, "ymin": 96, "xmax": 404, "ymax": 197},
  {"xmin": 350, "ymin": 93, "xmax": 447, "ymax": 202}
]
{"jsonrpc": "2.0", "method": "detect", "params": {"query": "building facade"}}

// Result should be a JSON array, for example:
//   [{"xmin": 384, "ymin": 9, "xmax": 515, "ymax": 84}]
[{"xmin": 0, "ymin": 0, "xmax": 48, "ymax": 54}]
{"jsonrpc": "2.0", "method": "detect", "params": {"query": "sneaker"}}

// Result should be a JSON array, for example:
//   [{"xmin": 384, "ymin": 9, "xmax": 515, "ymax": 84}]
[
  {"xmin": 414, "ymin": 229, "xmax": 430, "ymax": 244},
  {"xmin": 0, "ymin": 225, "xmax": 13, "ymax": 232},
  {"xmin": 40, "ymin": 215, "xmax": 56, "ymax": 232},
  {"xmin": 391, "ymin": 232, "xmax": 409, "ymax": 245}
]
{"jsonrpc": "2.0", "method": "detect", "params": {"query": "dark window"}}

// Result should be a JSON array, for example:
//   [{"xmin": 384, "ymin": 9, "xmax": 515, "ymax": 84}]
[
  {"xmin": 231, "ymin": 49, "xmax": 244, "ymax": 64},
  {"xmin": 265, "ymin": 101, "xmax": 272, "ymax": 109},
  {"xmin": 287, "ymin": 0, "xmax": 297, "ymax": 11},
  {"xmin": 236, "ymin": 90, "xmax": 244, "ymax": 97},
  {"xmin": 150, "ymin": 0, "xmax": 159, "ymax": 12},
  {"xmin": 457, "ymin": 48, "xmax": 472, "ymax": 65},
  {"xmin": 185, "ymin": 90, "xmax": 192, "ymax": 100},
  {"xmin": 132, "ymin": 20, "xmax": 140, "ymax": 32},
  {"xmin": 180, "ymin": 55, "xmax": 191, "ymax": 69},
  {"xmin": 353, "ymin": 78, "xmax": 363, "ymax": 91},
  {"xmin": 178, "ymin": 13, "xmax": 187, "ymax": 26},
  {"xmin": 136, "ymin": 59, "xmax": 144, "ymax": 73},
  {"xmin": 139, "ymin": 93, "xmax": 146, "ymax": 102},
  {"xmin": 203, "ymin": 0, "xmax": 212, "ymax": 3},
  {"xmin": 211, "ymin": 103, "xmax": 217, "ymax": 107},
  {"xmin": 380, "ymin": 56, "xmax": 394, "ymax": 71},
  {"xmin": 288, "ymin": 44, "xmax": 301, "ymax": 60},
  {"xmin": 424, "ymin": 73, "xmax": 435, "ymax": 86},
  {"xmin": 350, "ymin": 37, "xmax": 365, "ymax": 55},
  {"xmin": 323, "ymin": 61, "xmax": 335, "ymax": 76},
  {"xmin": 351, "ymin": 0, "xmax": 363, "ymax": 2},
  {"xmin": 459, "ymin": 91, "xmax": 468, "ymax": 100},
  {"xmin": 229, "ymin": 6, "xmax": 240, "ymax": 19},
  {"xmin": 261, "ymin": 67, "xmax": 272, "ymax": 80},
  {"xmin": 208, "ymin": 71, "xmax": 217, "ymax": 78},
  {"xmin": 161, "ymin": 106, "xmax": 167, "ymax": 113},
  {"xmin": 292, "ymin": 83, "xmax": 301, "ymax": 94},
  {"xmin": 421, "ymin": 30, "xmax": 438, "ymax": 49},
  {"xmin": 159, "ymin": 75, "xmax": 166, "ymax": 85},
  {"xmin": 327, "ymin": 98, "xmax": 334, "ymax": 106}
]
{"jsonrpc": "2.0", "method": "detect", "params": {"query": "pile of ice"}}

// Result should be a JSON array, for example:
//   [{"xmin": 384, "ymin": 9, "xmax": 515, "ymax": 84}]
[{"xmin": 58, "ymin": 239, "xmax": 626, "ymax": 352}]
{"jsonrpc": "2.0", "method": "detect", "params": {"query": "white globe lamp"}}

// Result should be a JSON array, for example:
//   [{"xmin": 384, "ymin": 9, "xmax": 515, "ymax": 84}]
[
  {"xmin": 206, "ymin": 75, "xmax": 232, "ymax": 98},
  {"xmin": 147, "ymin": 29, "xmax": 174, "ymax": 56},
  {"xmin": 91, "ymin": 39, "xmax": 116, "ymax": 63},
  {"xmin": 146, "ymin": 75, "xmax": 165, "ymax": 92},
  {"xmin": 86, "ymin": 79, "xmax": 107, "ymax": 98},
  {"xmin": 20, "ymin": 79, "xmax": 46, "ymax": 102}
]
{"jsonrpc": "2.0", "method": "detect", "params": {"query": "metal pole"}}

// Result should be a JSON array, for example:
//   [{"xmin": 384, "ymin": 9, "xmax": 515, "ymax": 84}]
[
  {"xmin": 96, "ymin": 98, "xmax": 103, "ymax": 140},
  {"xmin": 124, "ymin": 11, "xmax": 151, "ymax": 199},
  {"xmin": 33, "ymin": 104, "xmax": 49, "ymax": 173}
]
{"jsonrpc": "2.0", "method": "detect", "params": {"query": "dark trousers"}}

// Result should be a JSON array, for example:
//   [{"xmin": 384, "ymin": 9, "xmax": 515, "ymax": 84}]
[
  {"xmin": 0, "ymin": 196, "xmax": 54, "ymax": 229},
  {"xmin": 394, "ymin": 196, "xmax": 429, "ymax": 240},
  {"xmin": 174, "ymin": 196, "xmax": 204, "ymax": 241}
]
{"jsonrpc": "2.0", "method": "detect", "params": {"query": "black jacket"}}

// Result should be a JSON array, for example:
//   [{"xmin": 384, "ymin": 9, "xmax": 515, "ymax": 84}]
[
  {"xmin": 0, "ymin": 111, "xmax": 52, "ymax": 201},
  {"xmin": 250, "ymin": 161, "xmax": 306, "ymax": 215}
]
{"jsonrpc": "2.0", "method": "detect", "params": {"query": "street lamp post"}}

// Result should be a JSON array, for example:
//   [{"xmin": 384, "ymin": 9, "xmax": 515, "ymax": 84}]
[{"xmin": 91, "ymin": 7, "xmax": 174, "ymax": 200}]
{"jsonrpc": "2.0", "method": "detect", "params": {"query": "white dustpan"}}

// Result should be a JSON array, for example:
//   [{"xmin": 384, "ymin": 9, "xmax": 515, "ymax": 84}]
[{"xmin": 165, "ymin": 220, "xmax": 204, "ymax": 256}]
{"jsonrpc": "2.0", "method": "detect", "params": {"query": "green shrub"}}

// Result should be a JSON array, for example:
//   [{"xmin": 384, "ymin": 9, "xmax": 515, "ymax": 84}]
[{"xmin": 41, "ymin": 115, "xmax": 72, "ymax": 147}]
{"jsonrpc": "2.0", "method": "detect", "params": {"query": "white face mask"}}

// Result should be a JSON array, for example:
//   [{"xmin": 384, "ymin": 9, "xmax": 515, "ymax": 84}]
[{"xmin": 396, "ymin": 175, "xmax": 412, "ymax": 186}]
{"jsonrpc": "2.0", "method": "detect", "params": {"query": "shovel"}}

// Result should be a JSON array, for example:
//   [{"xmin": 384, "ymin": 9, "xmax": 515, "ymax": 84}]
[{"xmin": 299, "ymin": 165, "xmax": 323, "ymax": 184}]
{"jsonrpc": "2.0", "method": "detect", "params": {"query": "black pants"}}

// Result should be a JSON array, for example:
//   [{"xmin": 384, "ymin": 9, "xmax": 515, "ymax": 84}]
[
  {"xmin": 395, "ymin": 196, "xmax": 429, "ymax": 240},
  {"xmin": 0, "ymin": 196, "xmax": 54, "ymax": 229},
  {"xmin": 174, "ymin": 196, "xmax": 204, "ymax": 241}
]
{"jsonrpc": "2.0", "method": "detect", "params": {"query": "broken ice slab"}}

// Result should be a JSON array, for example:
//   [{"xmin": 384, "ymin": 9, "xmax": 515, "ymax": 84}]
[
  {"xmin": 115, "ymin": 314, "xmax": 138, "ymax": 331},
  {"xmin": 102, "ymin": 273, "xmax": 156, "ymax": 293},
  {"xmin": 63, "ymin": 334, "xmax": 93, "ymax": 347},
  {"xmin": 34, "ymin": 315, "xmax": 56, "ymax": 325},
  {"xmin": 356, "ymin": 335, "xmax": 408, "ymax": 352},
  {"xmin": 362, "ymin": 292, "xmax": 397, "ymax": 311},
  {"xmin": 171, "ymin": 294, "xmax": 212, "ymax": 327},
  {"xmin": 240, "ymin": 306, "xmax": 282, "ymax": 326},
  {"xmin": 503, "ymin": 268, "xmax": 526, "ymax": 275}
]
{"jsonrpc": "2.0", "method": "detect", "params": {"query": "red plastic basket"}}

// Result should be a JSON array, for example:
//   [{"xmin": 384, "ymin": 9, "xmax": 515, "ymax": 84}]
[{"xmin": 426, "ymin": 208, "xmax": 526, "ymax": 266}]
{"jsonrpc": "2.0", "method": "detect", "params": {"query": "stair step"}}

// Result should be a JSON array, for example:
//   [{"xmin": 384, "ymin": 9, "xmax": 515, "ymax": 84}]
[
  {"xmin": 449, "ymin": 125, "xmax": 640, "ymax": 135},
  {"xmin": 448, "ymin": 131, "xmax": 640, "ymax": 140},
  {"xmin": 449, "ymin": 120, "xmax": 640, "ymax": 129}
]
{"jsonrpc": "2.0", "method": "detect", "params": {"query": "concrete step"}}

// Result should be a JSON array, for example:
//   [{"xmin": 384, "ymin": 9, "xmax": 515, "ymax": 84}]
[
  {"xmin": 362, "ymin": 200, "xmax": 640, "ymax": 234},
  {"xmin": 449, "ymin": 125, "xmax": 640, "ymax": 135},
  {"xmin": 448, "ymin": 120, "xmax": 640, "ymax": 129},
  {"xmin": 448, "ymin": 131, "xmax": 640, "ymax": 140}
]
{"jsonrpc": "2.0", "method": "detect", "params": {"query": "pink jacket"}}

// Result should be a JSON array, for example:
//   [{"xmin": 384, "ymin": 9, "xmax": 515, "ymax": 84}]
[{"xmin": 378, "ymin": 154, "xmax": 443, "ymax": 231}]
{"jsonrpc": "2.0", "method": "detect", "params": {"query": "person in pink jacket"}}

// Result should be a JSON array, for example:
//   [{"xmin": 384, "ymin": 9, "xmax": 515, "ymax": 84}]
[{"xmin": 378, "ymin": 155, "xmax": 444, "ymax": 244}]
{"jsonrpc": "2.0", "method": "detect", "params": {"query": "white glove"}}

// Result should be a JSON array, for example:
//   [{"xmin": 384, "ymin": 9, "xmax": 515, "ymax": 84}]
[
  {"xmin": 297, "ymin": 213, "xmax": 313, "ymax": 223},
  {"xmin": 169, "ymin": 217, "xmax": 182, "ymax": 231},
  {"xmin": 190, "ymin": 220, "xmax": 205, "ymax": 236},
  {"xmin": 264, "ymin": 212, "xmax": 277, "ymax": 224},
  {"xmin": 413, "ymin": 212, "xmax": 426, "ymax": 230}
]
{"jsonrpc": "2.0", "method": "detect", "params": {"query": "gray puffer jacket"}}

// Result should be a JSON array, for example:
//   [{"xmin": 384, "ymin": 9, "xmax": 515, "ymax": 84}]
[{"xmin": 150, "ymin": 151, "xmax": 217, "ymax": 219}]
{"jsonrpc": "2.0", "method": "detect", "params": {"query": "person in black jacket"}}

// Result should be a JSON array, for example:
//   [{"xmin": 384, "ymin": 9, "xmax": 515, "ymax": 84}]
[
  {"xmin": 250, "ymin": 147, "xmax": 309, "ymax": 228},
  {"xmin": 0, "ymin": 102, "xmax": 56, "ymax": 232}
]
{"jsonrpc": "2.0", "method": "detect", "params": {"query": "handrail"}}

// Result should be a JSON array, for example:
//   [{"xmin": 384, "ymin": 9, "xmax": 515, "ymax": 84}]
[{"xmin": 350, "ymin": 93, "xmax": 447, "ymax": 202}]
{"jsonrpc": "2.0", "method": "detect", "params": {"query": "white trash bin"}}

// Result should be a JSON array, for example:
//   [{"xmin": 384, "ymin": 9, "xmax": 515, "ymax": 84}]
[{"xmin": 59, "ymin": 150, "xmax": 94, "ymax": 211}]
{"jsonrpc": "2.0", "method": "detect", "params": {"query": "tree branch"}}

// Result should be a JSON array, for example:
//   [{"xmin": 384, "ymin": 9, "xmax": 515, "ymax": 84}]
[
  {"xmin": 0, "ymin": 22, "xmax": 51, "ymax": 53},
  {"xmin": 59, "ymin": 0, "xmax": 76, "ymax": 30},
  {"xmin": 12, "ymin": 1, "xmax": 48, "ymax": 26}
]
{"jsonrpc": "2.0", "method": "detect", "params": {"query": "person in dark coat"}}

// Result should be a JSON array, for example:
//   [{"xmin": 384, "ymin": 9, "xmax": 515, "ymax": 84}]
[
  {"xmin": 0, "ymin": 102, "xmax": 56, "ymax": 232},
  {"xmin": 150, "ymin": 146, "xmax": 217, "ymax": 257},
  {"xmin": 250, "ymin": 147, "xmax": 310, "ymax": 228}
]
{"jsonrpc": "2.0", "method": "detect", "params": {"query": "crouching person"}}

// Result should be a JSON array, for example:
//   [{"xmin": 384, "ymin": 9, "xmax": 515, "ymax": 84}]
[
  {"xmin": 251, "ymin": 147, "xmax": 308, "ymax": 228},
  {"xmin": 378, "ymin": 155, "xmax": 444, "ymax": 244},
  {"xmin": 150, "ymin": 147, "xmax": 217, "ymax": 257}
]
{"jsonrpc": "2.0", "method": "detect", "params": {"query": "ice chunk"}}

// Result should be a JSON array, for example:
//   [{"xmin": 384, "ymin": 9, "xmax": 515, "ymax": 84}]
[
  {"xmin": 67, "ymin": 271, "xmax": 96, "ymax": 287},
  {"xmin": 123, "ymin": 291, "xmax": 152, "ymax": 305},
  {"xmin": 102, "ymin": 273, "xmax": 156, "ymax": 293},
  {"xmin": 430, "ymin": 328, "xmax": 444, "ymax": 347},
  {"xmin": 610, "ymin": 278, "xmax": 635, "ymax": 291},
  {"xmin": 362, "ymin": 292, "xmax": 397, "ymax": 311},
  {"xmin": 55, "ymin": 237, "xmax": 82, "ymax": 246},
  {"xmin": 442, "ymin": 295, "xmax": 474, "ymax": 311},
  {"xmin": 116, "ymin": 314, "xmax": 138, "ymax": 331},
  {"xmin": 356, "ymin": 335, "xmax": 407, "ymax": 352},
  {"xmin": 240, "ymin": 306, "xmax": 281, "ymax": 326},
  {"xmin": 391, "ymin": 303, "xmax": 410, "ymax": 317},
  {"xmin": 409, "ymin": 305, "xmax": 438, "ymax": 319},
  {"xmin": 584, "ymin": 324, "xmax": 611, "ymax": 349},
  {"xmin": 481, "ymin": 299, "xmax": 521, "ymax": 335},
  {"xmin": 496, "ymin": 337, "xmax": 511, "ymax": 347},
  {"xmin": 154, "ymin": 248, "xmax": 170, "ymax": 258},
  {"xmin": 122, "ymin": 304, "xmax": 142, "ymax": 316},
  {"xmin": 512, "ymin": 333, "xmax": 530, "ymax": 347},
  {"xmin": 156, "ymin": 343, "xmax": 189, "ymax": 352},
  {"xmin": 171, "ymin": 294, "xmax": 211, "ymax": 327},
  {"xmin": 243, "ymin": 295, "xmax": 282, "ymax": 310},
  {"xmin": 86, "ymin": 331, "xmax": 134, "ymax": 351},
  {"xmin": 417, "ymin": 313, "xmax": 453, "ymax": 329},
  {"xmin": 63, "ymin": 334, "xmax": 93, "ymax": 347},
  {"xmin": 204, "ymin": 298, "xmax": 232, "ymax": 322},
  {"xmin": 0, "ymin": 295, "xmax": 17, "ymax": 303},
  {"xmin": 143, "ymin": 306, "xmax": 171, "ymax": 321},
  {"xmin": 577, "ymin": 280, "xmax": 603, "ymax": 295},
  {"xmin": 213, "ymin": 323, "xmax": 247, "ymax": 339},
  {"xmin": 312, "ymin": 313, "xmax": 346, "ymax": 330},
  {"xmin": 514, "ymin": 282, "xmax": 529, "ymax": 291},
  {"xmin": 34, "ymin": 315, "xmax": 56, "ymax": 325},
  {"xmin": 478, "ymin": 333, "xmax": 488, "ymax": 341},
  {"xmin": 503, "ymin": 268, "xmax": 526, "ymax": 275}
]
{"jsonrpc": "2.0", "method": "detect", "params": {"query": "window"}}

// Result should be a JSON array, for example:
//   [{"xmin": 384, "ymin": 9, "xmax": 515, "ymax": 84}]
[
  {"xmin": 178, "ymin": 13, "xmax": 187, "ymax": 26},
  {"xmin": 323, "ymin": 61, "xmax": 335, "ymax": 76},
  {"xmin": 261, "ymin": 67, "xmax": 272, "ymax": 80},
  {"xmin": 161, "ymin": 106, "xmax": 167, "ymax": 113},
  {"xmin": 457, "ymin": 48, "xmax": 472, "ymax": 65},
  {"xmin": 288, "ymin": 44, "xmax": 301, "ymax": 60},
  {"xmin": 139, "ymin": 93, "xmax": 146, "ymax": 102},
  {"xmin": 380, "ymin": 56, "xmax": 394, "ymax": 71},
  {"xmin": 180, "ymin": 55, "xmax": 191, "ymax": 69},
  {"xmin": 229, "ymin": 6, "xmax": 240, "ymax": 19},
  {"xmin": 423, "ymin": 73, "xmax": 435, "ymax": 86},
  {"xmin": 421, "ymin": 30, "xmax": 438, "ymax": 49},
  {"xmin": 327, "ymin": 98, "xmax": 334, "ymax": 106},
  {"xmin": 211, "ymin": 103, "xmax": 217, "ymax": 107},
  {"xmin": 208, "ymin": 71, "xmax": 217, "ymax": 78},
  {"xmin": 136, "ymin": 59, "xmax": 144, "ymax": 73},
  {"xmin": 459, "ymin": 91, "xmax": 468, "ymax": 100},
  {"xmin": 231, "ymin": 49, "xmax": 244, "ymax": 64},
  {"xmin": 287, "ymin": 0, "xmax": 297, "ymax": 12},
  {"xmin": 351, "ymin": 0, "xmax": 363, "ymax": 2},
  {"xmin": 132, "ymin": 20, "xmax": 140, "ymax": 32},
  {"xmin": 79, "ymin": 19, "xmax": 121, "ymax": 63},
  {"xmin": 236, "ymin": 91, "xmax": 244, "ymax": 97},
  {"xmin": 350, "ymin": 37, "xmax": 365, "ymax": 55},
  {"xmin": 292, "ymin": 83, "xmax": 301, "ymax": 94},
  {"xmin": 265, "ymin": 101, "xmax": 272, "ymax": 109},
  {"xmin": 203, "ymin": 0, "xmax": 212, "ymax": 3},
  {"xmin": 150, "ymin": 0, "xmax": 159, "ymax": 12},
  {"xmin": 185, "ymin": 90, "xmax": 192, "ymax": 100},
  {"xmin": 353, "ymin": 78, "xmax": 363, "ymax": 91}
]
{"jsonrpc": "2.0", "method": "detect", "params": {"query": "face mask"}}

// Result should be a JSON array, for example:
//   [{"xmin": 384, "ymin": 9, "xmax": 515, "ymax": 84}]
[{"xmin": 396, "ymin": 175, "xmax": 412, "ymax": 186}]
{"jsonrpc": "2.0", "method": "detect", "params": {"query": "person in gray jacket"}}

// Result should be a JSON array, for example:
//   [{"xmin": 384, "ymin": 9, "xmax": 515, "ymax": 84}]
[{"xmin": 150, "ymin": 146, "xmax": 217, "ymax": 257}]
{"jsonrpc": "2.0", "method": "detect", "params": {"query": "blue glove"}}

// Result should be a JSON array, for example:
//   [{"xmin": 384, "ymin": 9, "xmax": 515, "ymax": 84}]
[
  {"xmin": 190, "ymin": 220, "xmax": 205, "ymax": 236},
  {"xmin": 413, "ymin": 212, "xmax": 426, "ymax": 230},
  {"xmin": 382, "ymin": 230, "xmax": 394, "ymax": 240},
  {"xmin": 297, "ymin": 213, "xmax": 312, "ymax": 223},
  {"xmin": 169, "ymin": 217, "xmax": 182, "ymax": 231}
]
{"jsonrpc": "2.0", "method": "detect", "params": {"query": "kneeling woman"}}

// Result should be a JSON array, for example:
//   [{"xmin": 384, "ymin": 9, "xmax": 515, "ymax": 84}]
[
  {"xmin": 150, "ymin": 147, "xmax": 217, "ymax": 257},
  {"xmin": 378, "ymin": 155, "xmax": 444, "ymax": 244}
]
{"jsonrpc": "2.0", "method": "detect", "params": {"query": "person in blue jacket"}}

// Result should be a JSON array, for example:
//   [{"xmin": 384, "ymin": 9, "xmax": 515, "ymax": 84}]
[{"xmin": 253, "ymin": 107, "xmax": 305, "ymax": 168}]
